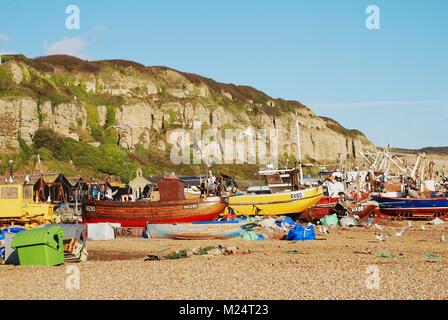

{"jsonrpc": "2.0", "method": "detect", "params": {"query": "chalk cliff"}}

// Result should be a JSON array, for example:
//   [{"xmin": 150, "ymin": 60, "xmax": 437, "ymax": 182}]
[{"xmin": 0, "ymin": 55, "xmax": 380, "ymax": 178}]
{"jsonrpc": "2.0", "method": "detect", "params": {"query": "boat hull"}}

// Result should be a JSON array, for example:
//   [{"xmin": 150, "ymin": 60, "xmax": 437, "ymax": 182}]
[
  {"xmin": 225, "ymin": 186, "xmax": 323, "ymax": 216},
  {"xmin": 372, "ymin": 196, "xmax": 448, "ymax": 220},
  {"xmin": 147, "ymin": 221, "xmax": 247, "ymax": 240},
  {"xmin": 300, "ymin": 193, "xmax": 371, "ymax": 221},
  {"xmin": 83, "ymin": 197, "xmax": 227, "ymax": 227},
  {"xmin": 300, "ymin": 196, "xmax": 339, "ymax": 220}
]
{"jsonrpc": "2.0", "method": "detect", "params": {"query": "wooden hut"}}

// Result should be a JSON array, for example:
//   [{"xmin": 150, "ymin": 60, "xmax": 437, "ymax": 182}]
[{"xmin": 66, "ymin": 176, "xmax": 89, "ymax": 203}]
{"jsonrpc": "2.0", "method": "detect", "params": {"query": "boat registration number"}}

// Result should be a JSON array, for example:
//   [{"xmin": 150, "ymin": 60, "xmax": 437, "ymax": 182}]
[
  {"xmin": 85, "ymin": 206, "xmax": 96, "ymax": 212},
  {"xmin": 183, "ymin": 204, "xmax": 199, "ymax": 209},
  {"xmin": 352, "ymin": 205, "xmax": 365, "ymax": 212},
  {"xmin": 291, "ymin": 192, "xmax": 304, "ymax": 200}
]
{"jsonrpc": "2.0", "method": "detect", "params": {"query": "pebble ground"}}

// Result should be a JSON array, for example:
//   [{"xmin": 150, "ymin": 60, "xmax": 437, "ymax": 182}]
[{"xmin": 1, "ymin": 221, "xmax": 447, "ymax": 300}]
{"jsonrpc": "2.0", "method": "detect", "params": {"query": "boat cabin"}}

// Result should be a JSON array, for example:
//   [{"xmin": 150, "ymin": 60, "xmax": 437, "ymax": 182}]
[
  {"xmin": 258, "ymin": 167, "xmax": 300, "ymax": 193},
  {"xmin": 157, "ymin": 177, "xmax": 185, "ymax": 201},
  {"xmin": 246, "ymin": 185, "xmax": 271, "ymax": 195}
]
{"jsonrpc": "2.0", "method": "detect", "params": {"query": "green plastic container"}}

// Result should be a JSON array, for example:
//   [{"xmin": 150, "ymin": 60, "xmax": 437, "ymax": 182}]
[
  {"xmin": 12, "ymin": 226, "xmax": 65, "ymax": 266},
  {"xmin": 319, "ymin": 213, "xmax": 339, "ymax": 227}
]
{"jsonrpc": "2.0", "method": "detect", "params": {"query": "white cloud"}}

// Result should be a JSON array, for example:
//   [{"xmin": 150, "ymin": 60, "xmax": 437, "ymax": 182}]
[
  {"xmin": 0, "ymin": 33, "xmax": 10, "ymax": 41},
  {"xmin": 44, "ymin": 36, "xmax": 86, "ymax": 58},
  {"xmin": 42, "ymin": 25, "xmax": 106, "ymax": 59},
  {"xmin": 90, "ymin": 24, "xmax": 106, "ymax": 34}
]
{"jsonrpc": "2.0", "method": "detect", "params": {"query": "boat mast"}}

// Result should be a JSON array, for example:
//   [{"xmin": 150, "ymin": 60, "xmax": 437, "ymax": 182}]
[
  {"xmin": 411, "ymin": 153, "xmax": 424, "ymax": 181},
  {"xmin": 295, "ymin": 111, "xmax": 304, "ymax": 185}
]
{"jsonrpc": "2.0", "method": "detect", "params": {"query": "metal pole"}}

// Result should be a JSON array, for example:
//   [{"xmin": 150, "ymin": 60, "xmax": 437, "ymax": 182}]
[{"xmin": 295, "ymin": 113, "xmax": 304, "ymax": 185}]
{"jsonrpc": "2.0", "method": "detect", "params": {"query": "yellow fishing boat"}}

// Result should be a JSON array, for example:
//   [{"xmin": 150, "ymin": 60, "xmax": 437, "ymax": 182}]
[{"xmin": 225, "ymin": 186, "xmax": 324, "ymax": 216}]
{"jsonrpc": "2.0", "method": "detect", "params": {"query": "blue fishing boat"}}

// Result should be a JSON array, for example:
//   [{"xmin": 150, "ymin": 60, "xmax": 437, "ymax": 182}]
[
  {"xmin": 372, "ymin": 195, "xmax": 448, "ymax": 220},
  {"xmin": 147, "ymin": 220, "xmax": 256, "ymax": 240}
]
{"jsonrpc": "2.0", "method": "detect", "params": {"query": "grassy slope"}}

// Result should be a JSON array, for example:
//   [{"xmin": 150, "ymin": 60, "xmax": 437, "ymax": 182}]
[{"xmin": 390, "ymin": 146, "xmax": 448, "ymax": 156}]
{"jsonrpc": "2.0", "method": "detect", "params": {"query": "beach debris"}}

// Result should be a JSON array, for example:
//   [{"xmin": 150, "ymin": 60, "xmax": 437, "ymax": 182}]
[
  {"xmin": 236, "ymin": 216, "xmax": 295, "ymax": 240},
  {"xmin": 421, "ymin": 225, "xmax": 426, "ymax": 231},
  {"xmin": 286, "ymin": 224, "xmax": 316, "ymax": 241},
  {"xmin": 164, "ymin": 249, "xmax": 191, "ymax": 260},
  {"xmin": 0, "ymin": 227, "xmax": 26, "ymax": 251},
  {"xmin": 223, "ymin": 246, "xmax": 239, "ymax": 254},
  {"xmin": 354, "ymin": 249, "xmax": 372, "ymax": 255},
  {"xmin": 319, "ymin": 213, "xmax": 338, "ymax": 227},
  {"xmin": 254, "ymin": 228, "xmax": 286, "ymax": 240},
  {"xmin": 54, "ymin": 206, "xmax": 82, "ymax": 223},
  {"xmin": 429, "ymin": 218, "xmax": 445, "ymax": 225},
  {"xmin": 191, "ymin": 246, "xmax": 225, "ymax": 256},
  {"xmin": 40, "ymin": 224, "xmax": 88, "ymax": 262},
  {"xmin": 378, "ymin": 251, "xmax": 404, "ymax": 259},
  {"xmin": 258, "ymin": 217, "xmax": 278, "ymax": 229},
  {"xmin": 275, "ymin": 216, "xmax": 296, "ymax": 229},
  {"xmin": 425, "ymin": 252, "xmax": 441, "ymax": 263},
  {"xmin": 378, "ymin": 252, "xmax": 397, "ymax": 259},
  {"xmin": 394, "ymin": 226, "xmax": 410, "ymax": 237},
  {"xmin": 241, "ymin": 230, "xmax": 265, "ymax": 241},
  {"xmin": 145, "ymin": 245, "xmax": 251, "ymax": 261},
  {"xmin": 248, "ymin": 216, "xmax": 315, "ymax": 240},
  {"xmin": 339, "ymin": 216, "xmax": 357, "ymax": 228},
  {"xmin": 440, "ymin": 232, "xmax": 446, "ymax": 242},
  {"xmin": 407, "ymin": 221, "xmax": 413, "ymax": 228},
  {"xmin": 252, "ymin": 216, "xmax": 293, "ymax": 239},
  {"xmin": 374, "ymin": 223, "xmax": 384, "ymax": 231},
  {"xmin": 0, "ymin": 227, "xmax": 27, "ymax": 264},
  {"xmin": 316, "ymin": 223, "xmax": 329, "ymax": 235},
  {"xmin": 375, "ymin": 232, "xmax": 388, "ymax": 242}
]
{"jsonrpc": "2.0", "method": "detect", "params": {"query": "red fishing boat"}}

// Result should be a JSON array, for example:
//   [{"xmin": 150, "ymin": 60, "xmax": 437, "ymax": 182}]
[
  {"xmin": 82, "ymin": 177, "xmax": 227, "ymax": 227},
  {"xmin": 300, "ymin": 192, "xmax": 370, "ymax": 221},
  {"xmin": 300, "ymin": 199, "xmax": 377, "ymax": 223},
  {"xmin": 301, "ymin": 196, "xmax": 339, "ymax": 220}
]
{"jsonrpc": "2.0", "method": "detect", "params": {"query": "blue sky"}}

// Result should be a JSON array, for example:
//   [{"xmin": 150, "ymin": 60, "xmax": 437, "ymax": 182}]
[{"xmin": 1, "ymin": 0, "xmax": 447, "ymax": 149}]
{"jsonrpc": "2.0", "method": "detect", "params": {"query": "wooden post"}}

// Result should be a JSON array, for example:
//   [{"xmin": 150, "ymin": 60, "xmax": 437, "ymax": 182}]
[{"xmin": 75, "ymin": 189, "xmax": 79, "ymax": 212}]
